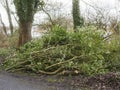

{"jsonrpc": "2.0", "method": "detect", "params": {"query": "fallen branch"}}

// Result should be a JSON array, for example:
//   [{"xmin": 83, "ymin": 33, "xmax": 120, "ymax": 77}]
[
  {"xmin": 37, "ymin": 67, "xmax": 63, "ymax": 75},
  {"xmin": 30, "ymin": 44, "xmax": 72, "ymax": 55},
  {"xmin": 5, "ymin": 60, "xmax": 30, "ymax": 71},
  {"xmin": 46, "ymin": 55, "xmax": 84, "ymax": 70}
]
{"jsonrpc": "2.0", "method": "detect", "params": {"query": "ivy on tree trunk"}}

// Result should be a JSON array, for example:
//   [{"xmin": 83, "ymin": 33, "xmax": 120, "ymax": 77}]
[
  {"xmin": 14, "ymin": 0, "xmax": 43, "ymax": 47},
  {"xmin": 72, "ymin": 0, "xmax": 84, "ymax": 31}
]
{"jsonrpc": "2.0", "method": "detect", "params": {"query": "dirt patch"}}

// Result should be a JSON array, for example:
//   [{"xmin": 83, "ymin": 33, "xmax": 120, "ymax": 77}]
[{"xmin": 86, "ymin": 72, "xmax": 120, "ymax": 90}]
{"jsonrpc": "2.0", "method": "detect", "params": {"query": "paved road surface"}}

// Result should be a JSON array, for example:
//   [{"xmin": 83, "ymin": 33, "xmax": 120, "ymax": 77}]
[
  {"xmin": 0, "ymin": 72, "xmax": 59, "ymax": 90},
  {"xmin": 0, "ymin": 72, "xmax": 80, "ymax": 90}
]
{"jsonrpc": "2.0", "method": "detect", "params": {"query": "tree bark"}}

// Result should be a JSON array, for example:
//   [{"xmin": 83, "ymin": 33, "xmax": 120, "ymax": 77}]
[
  {"xmin": 72, "ymin": 0, "xmax": 84, "ymax": 32},
  {"xmin": 0, "ymin": 14, "xmax": 8, "ymax": 36},
  {"xmin": 18, "ymin": 22, "xmax": 32, "ymax": 47},
  {"xmin": 14, "ymin": 0, "xmax": 43, "ymax": 47},
  {"xmin": 5, "ymin": 0, "xmax": 14, "ymax": 35}
]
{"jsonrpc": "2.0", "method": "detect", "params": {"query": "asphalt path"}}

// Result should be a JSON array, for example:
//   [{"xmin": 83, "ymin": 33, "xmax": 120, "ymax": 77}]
[
  {"xmin": 0, "ymin": 72, "xmax": 58, "ymax": 90},
  {"xmin": 0, "ymin": 71, "xmax": 79, "ymax": 90}
]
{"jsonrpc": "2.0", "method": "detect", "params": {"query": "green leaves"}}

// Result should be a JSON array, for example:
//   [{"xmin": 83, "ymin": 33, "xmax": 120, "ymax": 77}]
[
  {"xmin": 3, "ymin": 26, "xmax": 120, "ymax": 76},
  {"xmin": 43, "ymin": 25, "xmax": 69, "ymax": 47}
]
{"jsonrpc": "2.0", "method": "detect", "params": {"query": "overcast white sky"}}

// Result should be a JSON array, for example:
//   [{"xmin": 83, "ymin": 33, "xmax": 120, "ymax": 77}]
[{"xmin": 0, "ymin": 0, "xmax": 119, "ymax": 26}]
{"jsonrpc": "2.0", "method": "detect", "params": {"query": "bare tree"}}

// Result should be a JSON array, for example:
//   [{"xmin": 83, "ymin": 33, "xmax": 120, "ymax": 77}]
[
  {"xmin": 81, "ymin": 0, "xmax": 118, "ymax": 32},
  {"xmin": 35, "ymin": 0, "xmax": 72, "ymax": 31},
  {"xmin": 0, "ymin": 0, "xmax": 14, "ymax": 35},
  {"xmin": 0, "ymin": 13, "xmax": 8, "ymax": 36}
]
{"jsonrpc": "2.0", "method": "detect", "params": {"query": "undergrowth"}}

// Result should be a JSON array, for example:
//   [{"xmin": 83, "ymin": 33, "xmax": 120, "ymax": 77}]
[{"xmin": 3, "ymin": 25, "xmax": 120, "ymax": 76}]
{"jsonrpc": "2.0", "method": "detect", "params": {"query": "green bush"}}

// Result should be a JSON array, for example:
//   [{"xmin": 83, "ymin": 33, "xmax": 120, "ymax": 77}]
[
  {"xmin": 0, "ymin": 48, "xmax": 12, "ymax": 57},
  {"xmin": 43, "ymin": 25, "xmax": 69, "ymax": 47},
  {"xmin": 103, "ymin": 35, "xmax": 120, "ymax": 72},
  {"xmin": 3, "ymin": 26, "xmax": 120, "ymax": 76}
]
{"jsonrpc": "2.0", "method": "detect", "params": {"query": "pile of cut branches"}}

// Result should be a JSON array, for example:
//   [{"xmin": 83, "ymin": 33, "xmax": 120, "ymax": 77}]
[
  {"xmin": 4, "ymin": 44, "xmax": 86, "ymax": 75},
  {"xmin": 3, "ymin": 26, "xmax": 120, "ymax": 76}
]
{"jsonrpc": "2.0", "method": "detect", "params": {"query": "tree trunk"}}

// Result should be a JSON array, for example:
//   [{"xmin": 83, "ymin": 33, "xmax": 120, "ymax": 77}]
[
  {"xmin": 0, "ymin": 14, "xmax": 8, "ymax": 36},
  {"xmin": 5, "ymin": 0, "xmax": 14, "ymax": 35},
  {"xmin": 72, "ymin": 0, "xmax": 84, "ymax": 32},
  {"xmin": 18, "ymin": 22, "xmax": 32, "ymax": 47}
]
